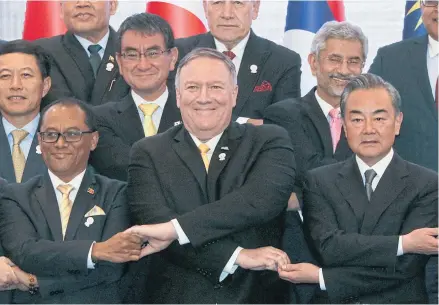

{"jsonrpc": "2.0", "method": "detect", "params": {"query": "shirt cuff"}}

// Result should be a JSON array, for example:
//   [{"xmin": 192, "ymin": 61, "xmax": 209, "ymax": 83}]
[
  {"xmin": 87, "ymin": 241, "xmax": 96, "ymax": 269},
  {"xmin": 219, "ymin": 246, "xmax": 243, "ymax": 282},
  {"xmin": 236, "ymin": 117, "xmax": 250, "ymax": 124},
  {"xmin": 171, "ymin": 219, "xmax": 190, "ymax": 245},
  {"xmin": 318, "ymin": 268, "xmax": 326, "ymax": 290},
  {"xmin": 397, "ymin": 235, "xmax": 404, "ymax": 256}
]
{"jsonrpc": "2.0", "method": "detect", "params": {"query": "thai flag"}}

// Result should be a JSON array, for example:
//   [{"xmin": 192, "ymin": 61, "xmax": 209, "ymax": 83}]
[
  {"xmin": 403, "ymin": 0, "xmax": 426, "ymax": 39},
  {"xmin": 283, "ymin": 1, "xmax": 345, "ymax": 95}
]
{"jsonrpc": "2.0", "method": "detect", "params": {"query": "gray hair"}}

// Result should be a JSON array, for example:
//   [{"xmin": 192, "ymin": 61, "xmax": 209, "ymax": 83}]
[
  {"xmin": 311, "ymin": 21, "xmax": 368, "ymax": 61},
  {"xmin": 175, "ymin": 48, "xmax": 237, "ymax": 89},
  {"xmin": 340, "ymin": 73, "xmax": 402, "ymax": 118}
]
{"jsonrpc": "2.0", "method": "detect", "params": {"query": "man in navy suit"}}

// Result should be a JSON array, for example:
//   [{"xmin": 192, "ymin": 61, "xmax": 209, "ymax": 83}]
[{"xmin": 0, "ymin": 40, "xmax": 49, "ymax": 183}]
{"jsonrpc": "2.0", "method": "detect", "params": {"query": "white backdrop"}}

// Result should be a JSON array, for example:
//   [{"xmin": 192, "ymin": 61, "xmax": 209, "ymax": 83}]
[{"xmin": 0, "ymin": 0, "xmax": 405, "ymax": 71}]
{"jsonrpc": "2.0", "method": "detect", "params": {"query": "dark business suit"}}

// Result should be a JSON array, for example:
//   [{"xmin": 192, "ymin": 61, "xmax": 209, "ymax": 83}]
[
  {"xmin": 0, "ymin": 178, "xmax": 10, "ymax": 305},
  {"xmin": 126, "ymin": 123, "xmax": 295, "ymax": 303},
  {"xmin": 303, "ymin": 153, "xmax": 438, "ymax": 303},
  {"xmin": 0, "ymin": 118, "xmax": 46, "ymax": 183},
  {"xmin": 90, "ymin": 85, "xmax": 181, "ymax": 181},
  {"xmin": 0, "ymin": 170, "xmax": 129, "ymax": 303},
  {"xmin": 369, "ymin": 35, "xmax": 438, "ymax": 303},
  {"xmin": 175, "ymin": 30, "xmax": 301, "ymax": 119},
  {"xmin": 36, "ymin": 28, "xmax": 129, "ymax": 108}
]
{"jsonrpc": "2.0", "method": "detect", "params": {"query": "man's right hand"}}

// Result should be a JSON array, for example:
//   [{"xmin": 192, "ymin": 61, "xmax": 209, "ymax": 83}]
[
  {"xmin": 235, "ymin": 247, "xmax": 290, "ymax": 271},
  {"xmin": 0, "ymin": 257, "xmax": 19, "ymax": 290},
  {"xmin": 91, "ymin": 232, "xmax": 143, "ymax": 263},
  {"xmin": 402, "ymin": 227, "xmax": 439, "ymax": 255}
]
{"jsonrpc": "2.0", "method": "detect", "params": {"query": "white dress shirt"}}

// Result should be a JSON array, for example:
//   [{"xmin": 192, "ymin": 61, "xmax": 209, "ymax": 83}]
[
  {"xmin": 75, "ymin": 29, "xmax": 110, "ymax": 60},
  {"xmin": 319, "ymin": 149, "xmax": 404, "ymax": 290},
  {"xmin": 170, "ymin": 131, "xmax": 243, "ymax": 281},
  {"xmin": 131, "ymin": 87, "xmax": 169, "ymax": 134},
  {"xmin": 47, "ymin": 169, "xmax": 96, "ymax": 269},
  {"xmin": 3, "ymin": 113, "xmax": 40, "ymax": 160},
  {"xmin": 427, "ymin": 35, "xmax": 438, "ymax": 101},
  {"xmin": 315, "ymin": 91, "xmax": 340, "ymax": 123}
]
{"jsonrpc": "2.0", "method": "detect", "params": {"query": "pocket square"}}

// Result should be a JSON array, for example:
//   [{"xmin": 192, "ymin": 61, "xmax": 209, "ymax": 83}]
[
  {"xmin": 253, "ymin": 80, "xmax": 272, "ymax": 92},
  {"xmin": 84, "ymin": 205, "xmax": 106, "ymax": 217}
]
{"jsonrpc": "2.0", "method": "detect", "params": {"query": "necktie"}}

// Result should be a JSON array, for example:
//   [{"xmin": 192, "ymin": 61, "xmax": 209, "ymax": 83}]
[
  {"xmin": 198, "ymin": 143, "xmax": 210, "ymax": 171},
  {"xmin": 329, "ymin": 108, "xmax": 342, "ymax": 153},
  {"xmin": 139, "ymin": 103, "xmax": 160, "ymax": 137},
  {"xmin": 223, "ymin": 51, "xmax": 236, "ymax": 60},
  {"xmin": 11, "ymin": 129, "xmax": 29, "ymax": 183},
  {"xmin": 57, "ymin": 184, "xmax": 74, "ymax": 239},
  {"xmin": 364, "ymin": 169, "xmax": 377, "ymax": 201},
  {"xmin": 88, "ymin": 44, "xmax": 102, "ymax": 76}
]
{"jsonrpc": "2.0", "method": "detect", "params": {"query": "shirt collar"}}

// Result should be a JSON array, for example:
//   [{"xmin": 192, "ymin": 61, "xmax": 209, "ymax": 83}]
[
  {"xmin": 75, "ymin": 29, "xmax": 110, "ymax": 55},
  {"xmin": 131, "ymin": 87, "xmax": 169, "ymax": 110},
  {"xmin": 428, "ymin": 35, "xmax": 439, "ymax": 58},
  {"xmin": 214, "ymin": 31, "xmax": 251, "ymax": 60},
  {"xmin": 314, "ymin": 91, "xmax": 339, "ymax": 119},
  {"xmin": 189, "ymin": 132, "xmax": 224, "ymax": 154},
  {"xmin": 48, "ymin": 169, "xmax": 86, "ymax": 192},
  {"xmin": 356, "ymin": 148, "xmax": 394, "ymax": 183},
  {"xmin": 2, "ymin": 113, "xmax": 40, "ymax": 138}
]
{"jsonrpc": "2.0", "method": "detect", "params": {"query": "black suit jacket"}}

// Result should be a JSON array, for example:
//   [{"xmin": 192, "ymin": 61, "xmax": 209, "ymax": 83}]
[
  {"xmin": 36, "ymin": 28, "xmax": 129, "ymax": 108},
  {"xmin": 0, "ymin": 178, "xmax": 9, "ymax": 305},
  {"xmin": 0, "ymin": 118, "xmax": 46, "ymax": 183},
  {"xmin": 175, "ymin": 31, "xmax": 301, "ymax": 119},
  {"xmin": 303, "ymin": 154, "xmax": 438, "ymax": 303},
  {"xmin": 90, "ymin": 85, "xmax": 181, "ymax": 181},
  {"xmin": 127, "ymin": 123, "xmax": 295, "ymax": 303},
  {"xmin": 0, "ymin": 170, "xmax": 130, "ymax": 303},
  {"xmin": 369, "ymin": 35, "xmax": 438, "ymax": 172}
]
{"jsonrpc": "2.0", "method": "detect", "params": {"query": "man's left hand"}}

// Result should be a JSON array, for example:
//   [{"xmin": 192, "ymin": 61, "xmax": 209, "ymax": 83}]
[
  {"xmin": 278, "ymin": 263, "xmax": 320, "ymax": 284},
  {"xmin": 247, "ymin": 119, "xmax": 263, "ymax": 126}
]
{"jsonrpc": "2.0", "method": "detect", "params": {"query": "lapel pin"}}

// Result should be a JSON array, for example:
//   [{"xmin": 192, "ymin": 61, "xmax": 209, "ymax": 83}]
[
  {"xmin": 106, "ymin": 62, "xmax": 114, "ymax": 72},
  {"xmin": 87, "ymin": 187, "xmax": 95, "ymax": 195},
  {"xmin": 219, "ymin": 153, "xmax": 226, "ymax": 161},
  {"xmin": 35, "ymin": 145, "xmax": 41, "ymax": 154},
  {"xmin": 109, "ymin": 55, "xmax": 115, "ymax": 62},
  {"xmin": 221, "ymin": 146, "xmax": 229, "ymax": 151},
  {"xmin": 250, "ymin": 64, "xmax": 258, "ymax": 74},
  {"xmin": 84, "ymin": 217, "xmax": 94, "ymax": 227},
  {"xmin": 174, "ymin": 121, "xmax": 182, "ymax": 126}
]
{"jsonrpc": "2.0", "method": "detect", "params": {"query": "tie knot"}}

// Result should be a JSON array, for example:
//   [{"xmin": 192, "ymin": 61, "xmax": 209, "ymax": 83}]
[
  {"xmin": 223, "ymin": 50, "xmax": 236, "ymax": 60},
  {"xmin": 198, "ymin": 143, "xmax": 210, "ymax": 154},
  {"xmin": 88, "ymin": 44, "xmax": 102, "ymax": 55},
  {"xmin": 139, "ymin": 103, "xmax": 159, "ymax": 116},
  {"xmin": 329, "ymin": 108, "xmax": 340, "ymax": 119},
  {"xmin": 57, "ymin": 184, "xmax": 74, "ymax": 196},
  {"xmin": 364, "ymin": 169, "xmax": 377, "ymax": 185},
  {"xmin": 11, "ymin": 129, "xmax": 29, "ymax": 145}
]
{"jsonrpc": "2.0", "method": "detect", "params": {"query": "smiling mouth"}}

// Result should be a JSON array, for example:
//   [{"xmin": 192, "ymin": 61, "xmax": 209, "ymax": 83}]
[
  {"xmin": 74, "ymin": 13, "xmax": 94, "ymax": 20},
  {"xmin": 8, "ymin": 96, "xmax": 26, "ymax": 100}
]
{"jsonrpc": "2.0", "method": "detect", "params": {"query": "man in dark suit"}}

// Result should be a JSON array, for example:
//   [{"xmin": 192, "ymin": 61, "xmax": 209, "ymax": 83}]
[
  {"xmin": 90, "ymin": 13, "xmax": 181, "ymax": 181},
  {"xmin": 175, "ymin": 0, "xmax": 301, "ymax": 125},
  {"xmin": 278, "ymin": 74, "xmax": 438, "ymax": 304},
  {"xmin": 125, "ymin": 48, "xmax": 294, "ymax": 303},
  {"xmin": 0, "ymin": 40, "xmax": 50, "ymax": 183},
  {"xmin": 36, "ymin": 0, "xmax": 129, "ymax": 108},
  {"xmin": 0, "ymin": 98, "xmax": 142, "ymax": 303},
  {"xmin": 369, "ymin": 2, "xmax": 438, "ymax": 302},
  {"xmin": 0, "ymin": 40, "xmax": 6, "ymax": 46}
]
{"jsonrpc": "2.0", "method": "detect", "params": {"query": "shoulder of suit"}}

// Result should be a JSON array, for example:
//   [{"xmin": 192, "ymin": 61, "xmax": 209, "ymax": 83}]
[
  {"xmin": 92, "ymin": 173, "xmax": 126, "ymax": 193},
  {"xmin": 403, "ymin": 159, "xmax": 438, "ymax": 183},
  {"xmin": 244, "ymin": 122, "xmax": 290, "ymax": 142},
  {"xmin": 254, "ymin": 34, "xmax": 300, "ymax": 59},
  {"xmin": 93, "ymin": 100, "xmax": 120, "ymax": 115},
  {"xmin": 1, "ymin": 175, "xmax": 43, "ymax": 199},
  {"xmin": 376, "ymin": 35, "xmax": 425, "ymax": 56},
  {"xmin": 34, "ymin": 35, "xmax": 64, "ymax": 49},
  {"xmin": 265, "ymin": 97, "xmax": 305, "ymax": 119},
  {"xmin": 175, "ymin": 33, "xmax": 207, "ymax": 53}
]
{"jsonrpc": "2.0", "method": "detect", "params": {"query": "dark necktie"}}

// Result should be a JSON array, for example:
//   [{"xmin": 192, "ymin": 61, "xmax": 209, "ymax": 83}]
[
  {"xmin": 223, "ymin": 51, "xmax": 236, "ymax": 60},
  {"xmin": 88, "ymin": 44, "xmax": 102, "ymax": 77},
  {"xmin": 364, "ymin": 169, "xmax": 377, "ymax": 201}
]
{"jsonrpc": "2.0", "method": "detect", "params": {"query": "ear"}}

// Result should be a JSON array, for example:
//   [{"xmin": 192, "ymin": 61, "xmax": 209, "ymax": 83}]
[
  {"xmin": 308, "ymin": 53, "xmax": 318, "ymax": 77},
  {"xmin": 116, "ymin": 53, "xmax": 123, "ymax": 76},
  {"xmin": 251, "ymin": 0, "xmax": 261, "ymax": 20},
  {"xmin": 41, "ymin": 76, "xmax": 52, "ymax": 98},
  {"xmin": 37, "ymin": 133, "xmax": 42, "ymax": 146},
  {"xmin": 231, "ymin": 84, "xmax": 238, "ymax": 108},
  {"xmin": 169, "ymin": 47, "xmax": 179, "ymax": 71},
  {"xmin": 90, "ymin": 131, "xmax": 99, "ymax": 151},
  {"xmin": 176, "ymin": 88, "xmax": 181, "ymax": 108},
  {"xmin": 394, "ymin": 112, "xmax": 403, "ymax": 136},
  {"xmin": 202, "ymin": 0, "xmax": 209, "ymax": 17},
  {"xmin": 109, "ymin": 0, "xmax": 118, "ymax": 16},
  {"xmin": 59, "ymin": 2, "xmax": 65, "ymax": 20}
]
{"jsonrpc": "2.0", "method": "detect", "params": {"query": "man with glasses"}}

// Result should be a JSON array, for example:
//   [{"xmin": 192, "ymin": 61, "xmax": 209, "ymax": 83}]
[
  {"xmin": 90, "ymin": 13, "xmax": 181, "ymax": 181},
  {"xmin": 369, "ymin": 1, "xmax": 438, "ymax": 302},
  {"xmin": 0, "ymin": 98, "xmax": 142, "ymax": 303}
]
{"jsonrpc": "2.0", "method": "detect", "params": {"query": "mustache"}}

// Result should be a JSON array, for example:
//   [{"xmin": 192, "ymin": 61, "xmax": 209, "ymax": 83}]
[{"xmin": 329, "ymin": 73, "xmax": 355, "ymax": 81}]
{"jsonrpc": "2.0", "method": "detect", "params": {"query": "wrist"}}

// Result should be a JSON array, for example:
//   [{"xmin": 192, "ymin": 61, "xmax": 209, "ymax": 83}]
[
  {"xmin": 28, "ymin": 274, "xmax": 38, "ymax": 295},
  {"xmin": 402, "ymin": 234, "xmax": 411, "ymax": 254},
  {"xmin": 91, "ymin": 242, "xmax": 103, "ymax": 263}
]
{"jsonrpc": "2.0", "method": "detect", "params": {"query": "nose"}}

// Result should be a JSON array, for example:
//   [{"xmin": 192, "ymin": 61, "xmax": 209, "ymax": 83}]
[
  {"xmin": 337, "ymin": 59, "xmax": 351, "ymax": 75},
  {"xmin": 198, "ymin": 85, "xmax": 209, "ymax": 102},
  {"xmin": 220, "ymin": 1, "xmax": 234, "ymax": 19},
  {"xmin": 10, "ymin": 74, "xmax": 23, "ymax": 91},
  {"xmin": 76, "ymin": 1, "xmax": 91, "ymax": 8},
  {"xmin": 363, "ymin": 117, "xmax": 376, "ymax": 134},
  {"xmin": 136, "ymin": 55, "xmax": 153, "ymax": 70},
  {"xmin": 54, "ymin": 134, "xmax": 68, "ymax": 148}
]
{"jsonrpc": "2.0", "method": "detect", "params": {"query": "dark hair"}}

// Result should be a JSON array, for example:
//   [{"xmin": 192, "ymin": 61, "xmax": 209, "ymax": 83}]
[
  {"xmin": 39, "ymin": 98, "xmax": 97, "ymax": 131},
  {"xmin": 116, "ymin": 13, "xmax": 175, "ymax": 52},
  {"xmin": 0, "ymin": 39, "xmax": 52, "ymax": 78}
]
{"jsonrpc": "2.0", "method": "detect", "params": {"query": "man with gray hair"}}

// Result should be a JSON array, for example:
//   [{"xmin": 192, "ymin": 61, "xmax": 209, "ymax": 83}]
[
  {"xmin": 279, "ymin": 73, "xmax": 438, "ymax": 304},
  {"xmin": 124, "ymin": 47, "xmax": 295, "ymax": 303}
]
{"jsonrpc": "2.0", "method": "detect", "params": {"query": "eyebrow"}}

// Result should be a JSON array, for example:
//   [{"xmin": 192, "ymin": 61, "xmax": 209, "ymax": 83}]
[
  {"xmin": 123, "ymin": 45, "xmax": 163, "ymax": 51},
  {"xmin": 349, "ymin": 109, "xmax": 389, "ymax": 115}
]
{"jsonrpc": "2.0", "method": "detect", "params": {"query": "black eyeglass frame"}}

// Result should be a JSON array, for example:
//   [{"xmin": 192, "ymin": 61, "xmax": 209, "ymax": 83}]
[{"xmin": 38, "ymin": 130, "xmax": 95, "ymax": 143}]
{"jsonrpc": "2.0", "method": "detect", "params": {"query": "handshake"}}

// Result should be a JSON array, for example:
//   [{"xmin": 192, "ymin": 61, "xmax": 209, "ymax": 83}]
[{"xmin": 0, "ymin": 257, "xmax": 38, "ymax": 292}]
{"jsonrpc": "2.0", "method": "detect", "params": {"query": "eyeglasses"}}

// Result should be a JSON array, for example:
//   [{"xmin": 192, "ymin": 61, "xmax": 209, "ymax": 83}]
[
  {"xmin": 39, "ymin": 130, "xmax": 95, "ymax": 143},
  {"xmin": 421, "ymin": 0, "xmax": 438, "ymax": 7},
  {"xmin": 120, "ymin": 49, "xmax": 171, "ymax": 61},
  {"xmin": 323, "ymin": 55, "xmax": 364, "ymax": 70}
]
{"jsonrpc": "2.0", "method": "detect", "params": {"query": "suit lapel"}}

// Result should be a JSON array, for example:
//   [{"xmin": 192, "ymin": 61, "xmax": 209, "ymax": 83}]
[
  {"xmin": 360, "ymin": 154, "xmax": 409, "ymax": 234},
  {"xmin": 234, "ymin": 31, "xmax": 270, "ymax": 116},
  {"xmin": 116, "ymin": 94, "xmax": 145, "ymax": 144},
  {"xmin": 0, "ymin": 119, "xmax": 15, "ymax": 182},
  {"xmin": 206, "ymin": 124, "xmax": 242, "ymax": 202},
  {"xmin": 158, "ymin": 83, "xmax": 182, "ymax": 133},
  {"xmin": 34, "ymin": 173, "xmax": 63, "ymax": 241},
  {"xmin": 22, "ymin": 134, "xmax": 46, "ymax": 182},
  {"xmin": 64, "ymin": 170, "xmax": 98, "ymax": 240},
  {"xmin": 195, "ymin": 32, "xmax": 216, "ymax": 48},
  {"xmin": 172, "ymin": 127, "xmax": 207, "ymax": 197}
]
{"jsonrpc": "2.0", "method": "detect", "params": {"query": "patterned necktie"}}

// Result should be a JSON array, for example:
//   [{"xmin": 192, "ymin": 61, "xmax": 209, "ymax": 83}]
[
  {"xmin": 329, "ymin": 108, "xmax": 342, "ymax": 153},
  {"xmin": 222, "ymin": 51, "xmax": 236, "ymax": 60},
  {"xmin": 11, "ymin": 129, "xmax": 29, "ymax": 183},
  {"xmin": 198, "ymin": 143, "xmax": 210, "ymax": 171},
  {"xmin": 139, "ymin": 103, "xmax": 160, "ymax": 137},
  {"xmin": 57, "ymin": 184, "xmax": 74, "ymax": 239},
  {"xmin": 364, "ymin": 169, "xmax": 377, "ymax": 202},
  {"xmin": 88, "ymin": 44, "xmax": 102, "ymax": 77}
]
